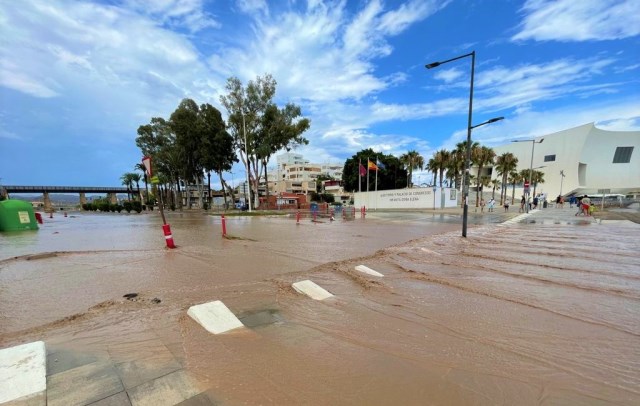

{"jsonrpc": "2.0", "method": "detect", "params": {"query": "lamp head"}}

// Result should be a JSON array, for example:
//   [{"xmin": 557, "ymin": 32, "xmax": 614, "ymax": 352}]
[
  {"xmin": 425, "ymin": 62, "xmax": 440, "ymax": 69},
  {"xmin": 488, "ymin": 117, "xmax": 504, "ymax": 124}
]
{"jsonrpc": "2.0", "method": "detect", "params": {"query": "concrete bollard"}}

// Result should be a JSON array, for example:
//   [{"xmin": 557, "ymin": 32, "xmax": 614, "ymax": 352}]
[
  {"xmin": 162, "ymin": 224, "xmax": 176, "ymax": 249},
  {"xmin": 221, "ymin": 214, "xmax": 227, "ymax": 236}
]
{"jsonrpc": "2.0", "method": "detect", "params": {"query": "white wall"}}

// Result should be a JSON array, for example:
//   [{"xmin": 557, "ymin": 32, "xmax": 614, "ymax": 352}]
[{"xmin": 354, "ymin": 187, "xmax": 459, "ymax": 209}]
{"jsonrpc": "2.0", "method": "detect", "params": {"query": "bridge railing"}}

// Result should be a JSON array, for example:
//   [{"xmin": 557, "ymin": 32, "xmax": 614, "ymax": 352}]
[{"xmin": 2, "ymin": 186, "xmax": 129, "ymax": 193}]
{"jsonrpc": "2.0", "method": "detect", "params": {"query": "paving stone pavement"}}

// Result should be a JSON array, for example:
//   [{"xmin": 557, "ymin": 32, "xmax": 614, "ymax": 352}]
[{"xmin": 5, "ymin": 334, "xmax": 217, "ymax": 406}]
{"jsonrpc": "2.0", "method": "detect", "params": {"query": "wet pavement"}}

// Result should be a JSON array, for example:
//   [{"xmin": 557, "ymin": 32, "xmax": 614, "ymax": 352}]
[{"xmin": 1, "ymin": 205, "xmax": 638, "ymax": 405}]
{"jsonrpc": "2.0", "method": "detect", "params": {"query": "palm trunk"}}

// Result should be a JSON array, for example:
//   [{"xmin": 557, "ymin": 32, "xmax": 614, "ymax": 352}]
[{"xmin": 218, "ymin": 172, "xmax": 228, "ymax": 210}]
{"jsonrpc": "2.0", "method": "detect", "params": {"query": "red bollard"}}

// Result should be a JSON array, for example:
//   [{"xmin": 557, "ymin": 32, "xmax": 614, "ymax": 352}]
[
  {"xmin": 221, "ymin": 214, "xmax": 227, "ymax": 236},
  {"xmin": 313, "ymin": 212, "xmax": 317, "ymax": 222},
  {"xmin": 362, "ymin": 206, "xmax": 366, "ymax": 218},
  {"xmin": 35, "ymin": 212, "xmax": 43, "ymax": 224},
  {"xmin": 342, "ymin": 208, "xmax": 346, "ymax": 220},
  {"xmin": 296, "ymin": 211, "xmax": 301, "ymax": 224},
  {"xmin": 64, "ymin": 212, "xmax": 67, "ymax": 217},
  {"xmin": 162, "ymin": 224, "xmax": 176, "ymax": 249}
]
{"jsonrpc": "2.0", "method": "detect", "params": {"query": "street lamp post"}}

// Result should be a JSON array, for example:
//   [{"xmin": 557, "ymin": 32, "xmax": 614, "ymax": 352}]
[
  {"xmin": 512, "ymin": 138, "xmax": 544, "ymax": 213},
  {"xmin": 559, "ymin": 170, "xmax": 565, "ymax": 196},
  {"xmin": 426, "ymin": 51, "xmax": 504, "ymax": 237}
]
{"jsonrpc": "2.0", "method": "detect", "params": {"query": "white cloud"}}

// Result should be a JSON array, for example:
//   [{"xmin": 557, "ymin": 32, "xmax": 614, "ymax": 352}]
[
  {"xmin": 237, "ymin": 0, "xmax": 269, "ymax": 17},
  {"xmin": 434, "ymin": 67, "xmax": 464, "ymax": 83},
  {"xmin": 210, "ymin": 0, "xmax": 446, "ymax": 102},
  {"xmin": 123, "ymin": 0, "xmax": 220, "ymax": 32},
  {"xmin": 513, "ymin": 0, "xmax": 640, "ymax": 42}
]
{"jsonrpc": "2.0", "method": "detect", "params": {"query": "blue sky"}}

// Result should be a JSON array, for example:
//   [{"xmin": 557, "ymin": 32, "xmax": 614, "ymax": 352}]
[{"xmin": 1, "ymin": 0, "xmax": 639, "ymax": 188}]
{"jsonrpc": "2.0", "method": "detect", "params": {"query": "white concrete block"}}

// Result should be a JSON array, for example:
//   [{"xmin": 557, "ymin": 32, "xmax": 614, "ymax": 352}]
[
  {"xmin": 292, "ymin": 280, "xmax": 334, "ymax": 300},
  {"xmin": 187, "ymin": 301, "xmax": 244, "ymax": 334},
  {"xmin": 0, "ymin": 341, "xmax": 46, "ymax": 403},
  {"xmin": 354, "ymin": 265, "xmax": 384, "ymax": 277}
]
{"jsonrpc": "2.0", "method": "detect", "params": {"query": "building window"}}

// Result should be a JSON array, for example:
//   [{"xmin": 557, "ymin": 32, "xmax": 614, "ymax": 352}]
[
  {"xmin": 613, "ymin": 146, "xmax": 634, "ymax": 163},
  {"xmin": 544, "ymin": 154, "xmax": 556, "ymax": 162}
]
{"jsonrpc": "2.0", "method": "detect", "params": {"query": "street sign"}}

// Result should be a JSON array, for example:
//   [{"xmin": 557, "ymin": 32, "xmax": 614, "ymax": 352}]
[
  {"xmin": 597, "ymin": 189, "xmax": 611, "ymax": 194},
  {"xmin": 142, "ymin": 156, "xmax": 152, "ymax": 177},
  {"xmin": 524, "ymin": 181, "xmax": 530, "ymax": 188}
]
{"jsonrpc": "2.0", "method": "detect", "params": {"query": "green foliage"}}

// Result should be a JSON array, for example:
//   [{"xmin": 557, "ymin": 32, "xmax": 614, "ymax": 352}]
[
  {"xmin": 98, "ymin": 202, "xmax": 111, "ymax": 212},
  {"xmin": 132, "ymin": 201, "xmax": 142, "ymax": 213},
  {"xmin": 399, "ymin": 150, "xmax": 425, "ymax": 188},
  {"xmin": 123, "ymin": 201, "xmax": 133, "ymax": 213},
  {"xmin": 170, "ymin": 204, "xmax": 176, "ymax": 211},
  {"xmin": 115, "ymin": 204, "xmax": 123, "ymax": 213},
  {"xmin": 343, "ymin": 149, "xmax": 407, "ymax": 192},
  {"xmin": 109, "ymin": 204, "xmax": 117, "ymax": 212}
]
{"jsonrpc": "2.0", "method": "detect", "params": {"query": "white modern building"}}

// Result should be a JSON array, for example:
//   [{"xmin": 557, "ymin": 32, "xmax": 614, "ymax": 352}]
[{"xmin": 488, "ymin": 123, "xmax": 640, "ymax": 198}]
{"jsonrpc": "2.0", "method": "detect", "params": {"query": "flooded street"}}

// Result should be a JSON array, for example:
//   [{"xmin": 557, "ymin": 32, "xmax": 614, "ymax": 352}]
[{"xmin": 1, "ymin": 208, "xmax": 639, "ymax": 405}]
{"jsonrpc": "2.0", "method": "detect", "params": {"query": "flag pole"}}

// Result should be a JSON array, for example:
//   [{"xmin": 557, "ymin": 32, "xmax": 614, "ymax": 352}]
[
  {"xmin": 358, "ymin": 159, "xmax": 362, "ymax": 194},
  {"xmin": 366, "ymin": 158, "xmax": 370, "ymax": 209},
  {"xmin": 375, "ymin": 158, "xmax": 378, "ymax": 211}
]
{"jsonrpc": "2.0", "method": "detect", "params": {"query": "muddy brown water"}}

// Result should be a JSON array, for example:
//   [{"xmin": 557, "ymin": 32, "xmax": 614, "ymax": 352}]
[{"xmin": 1, "ymin": 210, "xmax": 639, "ymax": 405}]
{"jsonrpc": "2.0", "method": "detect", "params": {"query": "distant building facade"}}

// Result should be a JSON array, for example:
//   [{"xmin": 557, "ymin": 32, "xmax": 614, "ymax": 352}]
[{"xmin": 485, "ymin": 123, "xmax": 640, "ymax": 198}]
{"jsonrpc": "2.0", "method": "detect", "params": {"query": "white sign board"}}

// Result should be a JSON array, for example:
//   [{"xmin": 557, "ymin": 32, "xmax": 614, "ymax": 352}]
[
  {"xmin": 18, "ymin": 211, "xmax": 30, "ymax": 224},
  {"xmin": 354, "ymin": 187, "xmax": 459, "ymax": 210}
]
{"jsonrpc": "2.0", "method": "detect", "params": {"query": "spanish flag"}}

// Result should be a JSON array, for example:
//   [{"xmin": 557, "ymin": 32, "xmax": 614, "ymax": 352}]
[{"xmin": 368, "ymin": 160, "xmax": 378, "ymax": 171}]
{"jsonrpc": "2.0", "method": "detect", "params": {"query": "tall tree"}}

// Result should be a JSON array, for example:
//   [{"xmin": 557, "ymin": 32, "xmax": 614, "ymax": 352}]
[
  {"xmin": 343, "ymin": 149, "xmax": 406, "ymax": 192},
  {"xmin": 134, "ymin": 163, "xmax": 149, "ymax": 203},
  {"xmin": 532, "ymin": 170, "xmax": 545, "ymax": 197},
  {"xmin": 399, "ymin": 150, "xmax": 424, "ymax": 188},
  {"xmin": 170, "ymin": 99, "xmax": 204, "ymax": 209},
  {"xmin": 130, "ymin": 173, "xmax": 141, "ymax": 201},
  {"xmin": 473, "ymin": 146, "xmax": 496, "ymax": 206},
  {"xmin": 495, "ymin": 152, "xmax": 518, "ymax": 205},
  {"xmin": 120, "ymin": 172, "xmax": 135, "ymax": 201},
  {"xmin": 509, "ymin": 171, "xmax": 522, "ymax": 203},
  {"xmin": 220, "ymin": 75, "xmax": 277, "ymax": 208},
  {"xmin": 198, "ymin": 103, "xmax": 237, "ymax": 210},
  {"xmin": 257, "ymin": 103, "xmax": 310, "ymax": 205},
  {"xmin": 428, "ymin": 149, "xmax": 450, "ymax": 187}
]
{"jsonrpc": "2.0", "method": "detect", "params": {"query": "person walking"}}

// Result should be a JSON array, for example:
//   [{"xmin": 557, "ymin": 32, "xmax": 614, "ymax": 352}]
[
  {"xmin": 520, "ymin": 195, "xmax": 525, "ymax": 213},
  {"xmin": 480, "ymin": 198, "xmax": 486, "ymax": 213},
  {"xmin": 581, "ymin": 195, "xmax": 591, "ymax": 216},
  {"xmin": 575, "ymin": 195, "xmax": 584, "ymax": 216},
  {"xmin": 488, "ymin": 198, "xmax": 495, "ymax": 212},
  {"xmin": 504, "ymin": 198, "xmax": 510, "ymax": 212}
]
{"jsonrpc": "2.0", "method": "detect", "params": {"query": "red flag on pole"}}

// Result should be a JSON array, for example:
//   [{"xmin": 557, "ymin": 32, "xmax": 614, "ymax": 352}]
[{"xmin": 359, "ymin": 163, "xmax": 366, "ymax": 176}]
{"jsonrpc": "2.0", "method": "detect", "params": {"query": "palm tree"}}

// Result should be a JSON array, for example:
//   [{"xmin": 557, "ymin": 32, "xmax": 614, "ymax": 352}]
[
  {"xmin": 532, "ymin": 170, "xmax": 545, "ymax": 197},
  {"xmin": 490, "ymin": 178, "xmax": 501, "ymax": 200},
  {"xmin": 509, "ymin": 171, "xmax": 522, "ymax": 203},
  {"xmin": 130, "ymin": 173, "xmax": 142, "ymax": 201},
  {"xmin": 494, "ymin": 152, "xmax": 518, "ymax": 205},
  {"xmin": 120, "ymin": 172, "xmax": 135, "ymax": 201},
  {"xmin": 134, "ymin": 163, "xmax": 149, "ymax": 203},
  {"xmin": 473, "ymin": 146, "xmax": 496, "ymax": 206},
  {"xmin": 430, "ymin": 149, "xmax": 450, "ymax": 187},
  {"xmin": 399, "ymin": 150, "xmax": 424, "ymax": 188}
]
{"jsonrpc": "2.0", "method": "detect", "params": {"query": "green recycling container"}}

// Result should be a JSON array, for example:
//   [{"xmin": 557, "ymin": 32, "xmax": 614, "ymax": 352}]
[{"xmin": 0, "ymin": 200, "xmax": 39, "ymax": 231}]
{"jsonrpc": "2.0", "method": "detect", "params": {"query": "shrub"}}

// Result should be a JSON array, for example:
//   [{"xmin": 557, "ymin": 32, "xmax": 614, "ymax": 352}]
[
  {"xmin": 109, "ymin": 204, "xmax": 117, "ymax": 212},
  {"xmin": 170, "ymin": 204, "xmax": 176, "ymax": 211},
  {"xmin": 132, "ymin": 201, "xmax": 142, "ymax": 213},
  {"xmin": 123, "ymin": 201, "xmax": 133, "ymax": 213},
  {"xmin": 98, "ymin": 202, "xmax": 110, "ymax": 212},
  {"xmin": 115, "ymin": 204, "xmax": 123, "ymax": 213}
]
